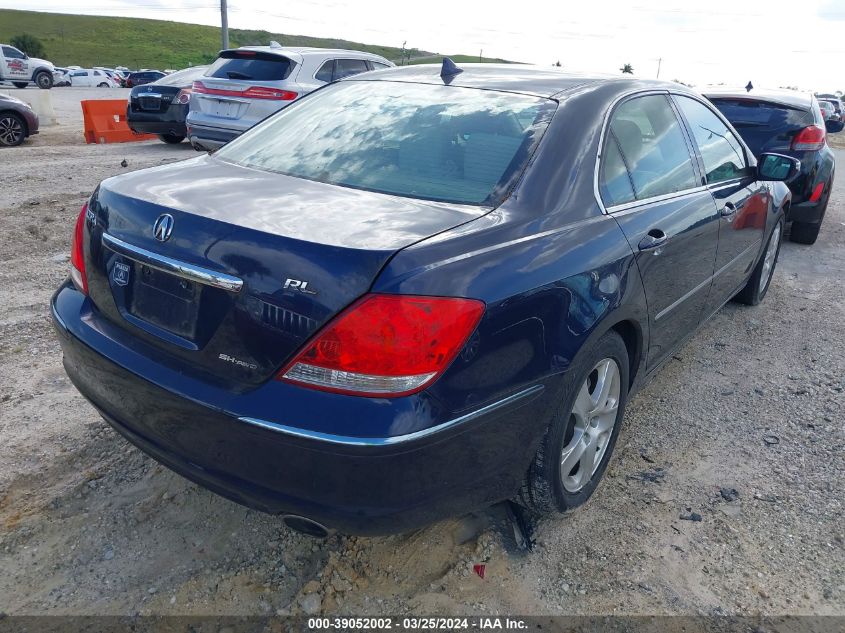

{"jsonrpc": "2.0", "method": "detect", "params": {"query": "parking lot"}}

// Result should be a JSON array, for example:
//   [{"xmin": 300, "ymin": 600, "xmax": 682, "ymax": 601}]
[{"xmin": 0, "ymin": 87, "xmax": 843, "ymax": 616}]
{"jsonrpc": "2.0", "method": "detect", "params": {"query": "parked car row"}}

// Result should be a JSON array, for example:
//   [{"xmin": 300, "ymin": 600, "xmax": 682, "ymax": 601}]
[
  {"xmin": 126, "ymin": 43, "xmax": 393, "ymax": 148},
  {"xmin": 56, "ymin": 62, "xmax": 809, "ymax": 536}
]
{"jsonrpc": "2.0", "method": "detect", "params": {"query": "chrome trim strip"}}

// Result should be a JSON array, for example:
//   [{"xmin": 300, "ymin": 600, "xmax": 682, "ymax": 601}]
[
  {"xmin": 655, "ymin": 240, "xmax": 761, "ymax": 321},
  {"xmin": 102, "ymin": 233, "xmax": 243, "ymax": 292},
  {"xmin": 238, "ymin": 384, "xmax": 545, "ymax": 446},
  {"xmin": 606, "ymin": 185, "xmax": 709, "ymax": 216}
]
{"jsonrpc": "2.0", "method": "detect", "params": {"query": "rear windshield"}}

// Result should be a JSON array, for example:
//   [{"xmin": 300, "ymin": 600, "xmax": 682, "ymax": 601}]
[
  {"xmin": 206, "ymin": 51, "xmax": 293, "ymax": 81},
  {"xmin": 215, "ymin": 81, "xmax": 556, "ymax": 206},
  {"xmin": 709, "ymin": 98, "xmax": 813, "ymax": 154},
  {"xmin": 153, "ymin": 66, "xmax": 208, "ymax": 86},
  {"xmin": 709, "ymin": 98, "xmax": 811, "ymax": 129}
]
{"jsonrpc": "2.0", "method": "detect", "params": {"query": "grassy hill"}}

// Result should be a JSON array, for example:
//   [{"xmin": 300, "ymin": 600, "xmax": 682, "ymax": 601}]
[{"xmin": 0, "ymin": 9, "xmax": 511, "ymax": 70}]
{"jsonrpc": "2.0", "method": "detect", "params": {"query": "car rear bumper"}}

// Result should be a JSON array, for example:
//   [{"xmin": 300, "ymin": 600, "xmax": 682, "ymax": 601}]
[
  {"xmin": 51, "ymin": 283, "xmax": 549, "ymax": 535},
  {"xmin": 186, "ymin": 123, "xmax": 240, "ymax": 150},
  {"xmin": 787, "ymin": 199, "xmax": 827, "ymax": 224},
  {"xmin": 127, "ymin": 107, "xmax": 188, "ymax": 137}
]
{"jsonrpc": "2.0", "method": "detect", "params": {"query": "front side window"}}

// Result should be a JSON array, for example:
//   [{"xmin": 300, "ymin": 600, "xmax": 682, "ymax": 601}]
[
  {"xmin": 675, "ymin": 95, "xmax": 747, "ymax": 184},
  {"xmin": 2, "ymin": 46, "xmax": 25, "ymax": 59},
  {"xmin": 371, "ymin": 61, "xmax": 390, "ymax": 70},
  {"xmin": 609, "ymin": 95, "xmax": 698, "ymax": 200},
  {"xmin": 216, "ymin": 81, "xmax": 556, "ymax": 206}
]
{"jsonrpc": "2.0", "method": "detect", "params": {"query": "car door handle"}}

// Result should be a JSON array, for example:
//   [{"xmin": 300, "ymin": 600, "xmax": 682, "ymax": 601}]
[
  {"xmin": 720, "ymin": 202, "xmax": 737, "ymax": 217},
  {"xmin": 638, "ymin": 229, "xmax": 668, "ymax": 251}
]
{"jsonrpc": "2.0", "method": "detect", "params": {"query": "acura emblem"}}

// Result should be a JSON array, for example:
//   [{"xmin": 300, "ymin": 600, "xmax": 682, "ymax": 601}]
[{"xmin": 153, "ymin": 214, "xmax": 174, "ymax": 242}]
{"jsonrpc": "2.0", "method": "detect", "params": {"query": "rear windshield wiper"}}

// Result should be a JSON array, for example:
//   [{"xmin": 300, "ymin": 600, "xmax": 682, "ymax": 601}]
[{"xmin": 226, "ymin": 71, "xmax": 252, "ymax": 80}]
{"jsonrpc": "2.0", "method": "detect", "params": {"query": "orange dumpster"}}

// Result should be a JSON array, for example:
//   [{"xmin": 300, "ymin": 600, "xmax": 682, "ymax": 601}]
[{"xmin": 81, "ymin": 100, "xmax": 157, "ymax": 144}]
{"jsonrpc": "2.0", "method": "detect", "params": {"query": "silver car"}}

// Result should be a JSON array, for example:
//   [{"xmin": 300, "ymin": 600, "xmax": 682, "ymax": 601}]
[{"xmin": 187, "ymin": 43, "xmax": 393, "ymax": 151}]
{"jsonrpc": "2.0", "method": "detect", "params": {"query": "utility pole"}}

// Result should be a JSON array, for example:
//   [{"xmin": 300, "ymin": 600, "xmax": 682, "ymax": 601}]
[
  {"xmin": 401, "ymin": 41, "xmax": 406, "ymax": 66},
  {"xmin": 656, "ymin": 57, "xmax": 662, "ymax": 79},
  {"xmin": 479, "ymin": 49, "xmax": 482, "ymax": 62},
  {"xmin": 220, "ymin": 0, "xmax": 229, "ymax": 50}
]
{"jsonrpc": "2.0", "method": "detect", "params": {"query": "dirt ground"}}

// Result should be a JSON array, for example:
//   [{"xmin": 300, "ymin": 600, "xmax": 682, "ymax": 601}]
[{"xmin": 0, "ymin": 87, "xmax": 843, "ymax": 617}]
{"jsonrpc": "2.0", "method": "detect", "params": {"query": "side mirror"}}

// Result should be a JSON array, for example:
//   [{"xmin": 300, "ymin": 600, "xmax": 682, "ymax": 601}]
[
  {"xmin": 826, "ymin": 120, "xmax": 844, "ymax": 134},
  {"xmin": 758, "ymin": 153, "xmax": 800, "ymax": 181}
]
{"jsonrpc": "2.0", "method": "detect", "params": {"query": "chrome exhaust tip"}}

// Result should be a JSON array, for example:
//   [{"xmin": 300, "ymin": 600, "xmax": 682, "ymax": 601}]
[{"xmin": 282, "ymin": 514, "xmax": 331, "ymax": 539}]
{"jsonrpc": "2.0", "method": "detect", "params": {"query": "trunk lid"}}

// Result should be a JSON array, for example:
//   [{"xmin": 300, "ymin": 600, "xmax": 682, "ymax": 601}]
[{"xmin": 85, "ymin": 155, "xmax": 485, "ymax": 388}]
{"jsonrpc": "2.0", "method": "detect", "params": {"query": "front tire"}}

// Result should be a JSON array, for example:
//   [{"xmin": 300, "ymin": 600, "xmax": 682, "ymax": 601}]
[
  {"xmin": 158, "ymin": 133, "xmax": 185, "ymax": 144},
  {"xmin": 0, "ymin": 112, "xmax": 27, "ymax": 146},
  {"xmin": 519, "ymin": 330, "xmax": 629, "ymax": 514},
  {"xmin": 734, "ymin": 218, "xmax": 783, "ymax": 306},
  {"xmin": 35, "ymin": 71, "xmax": 52, "ymax": 89}
]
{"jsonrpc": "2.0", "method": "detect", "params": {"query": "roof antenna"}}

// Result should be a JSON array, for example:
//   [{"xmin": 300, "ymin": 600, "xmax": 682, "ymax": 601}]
[
  {"xmin": 440, "ymin": 57, "xmax": 463, "ymax": 83},
  {"xmin": 745, "ymin": 81, "xmax": 754, "ymax": 92}
]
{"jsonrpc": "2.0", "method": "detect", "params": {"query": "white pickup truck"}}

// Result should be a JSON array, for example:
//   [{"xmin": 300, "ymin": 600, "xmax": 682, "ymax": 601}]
[{"xmin": 1, "ymin": 44, "xmax": 55, "ymax": 89}]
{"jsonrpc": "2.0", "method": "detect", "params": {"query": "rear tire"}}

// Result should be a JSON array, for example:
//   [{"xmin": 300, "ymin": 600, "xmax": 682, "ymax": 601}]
[
  {"xmin": 518, "ymin": 331, "xmax": 629, "ymax": 514},
  {"xmin": 789, "ymin": 221, "xmax": 822, "ymax": 245},
  {"xmin": 35, "ymin": 71, "xmax": 52, "ymax": 89},
  {"xmin": 158, "ymin": 134, "xmax": 185, "ymax": 144},
  {"xmin": 12, "ymin": 82, "xmax": 28, "ymax": 89},
  {"xmin": 98, "ymin": 82, "xmax": 109, "ymax": 88},
  {"xmin": 734, "ymin": 219, "xmax": 783, "ymax": 306},
  {"xmin": 0, "ymin": 112, "xmax": 27, "ymax": 147}
]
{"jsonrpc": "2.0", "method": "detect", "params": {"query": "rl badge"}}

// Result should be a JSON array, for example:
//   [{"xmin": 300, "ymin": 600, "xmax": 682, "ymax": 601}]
[{"xmin": 112, "ymin": 261, "xmax": 130, "ymax": 287}]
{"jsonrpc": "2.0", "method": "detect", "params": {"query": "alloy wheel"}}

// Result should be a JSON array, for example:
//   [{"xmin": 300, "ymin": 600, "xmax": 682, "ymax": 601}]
[
  {"xmin": 759, "ymin": 224, "xmax": 781, "ymax": 295},
  {"xmin": 0, "ymin": 115, "xmax": 23, "ymax": 146},
  {"xmin": 560, "ymin": 357, "xmax": 621, "ymax": 493}
]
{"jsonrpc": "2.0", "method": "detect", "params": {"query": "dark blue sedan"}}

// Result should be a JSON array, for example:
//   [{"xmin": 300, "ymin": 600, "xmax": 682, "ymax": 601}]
[{"xmin": 52, "ymin": 63, "xmax": 796, "ymax": 536}]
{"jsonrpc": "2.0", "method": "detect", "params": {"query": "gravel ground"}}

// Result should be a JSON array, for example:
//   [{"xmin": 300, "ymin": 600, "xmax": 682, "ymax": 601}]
[{"xmin": 0, "ymin": 88, "xmax": 842, "ymax": 617}]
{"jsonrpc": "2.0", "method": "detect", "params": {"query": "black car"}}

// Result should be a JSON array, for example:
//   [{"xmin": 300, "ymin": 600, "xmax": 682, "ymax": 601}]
[
  {"xmin": 125, "ymin": 70, "xmax": 166, "ymax": 88},
  {"xmin": 53, "ymin": 65, "xmax": 797, "ymax": 535},
  {"xmin": 128, "ymin": 66, "xmax": 208, "ymax": 144},
  {"xmin": 704, "ymin": 88, "xmax": 839, "ymax": 244}
]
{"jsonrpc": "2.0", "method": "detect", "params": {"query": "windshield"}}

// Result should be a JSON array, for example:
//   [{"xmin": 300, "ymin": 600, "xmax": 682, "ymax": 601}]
[{"xmin": 216, "ymin": 81, "xmax": 556, "ymax": 206}]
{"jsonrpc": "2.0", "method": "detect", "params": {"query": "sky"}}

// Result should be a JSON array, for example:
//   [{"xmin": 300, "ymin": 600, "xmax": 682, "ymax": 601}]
[{"xmin": 4, "ymin": 0, "xmax": 845, "ymax": 92}]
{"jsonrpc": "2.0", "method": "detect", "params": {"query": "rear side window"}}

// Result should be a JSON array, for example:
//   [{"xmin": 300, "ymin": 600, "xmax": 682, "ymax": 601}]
[
  {"xmin": 333, "ymin": 59, "xmax": 370, "ymax": 80},
  {"xmin": 608, "ymin": 94, "xmax": 697, "ymax": 200},
  {"xmin": 599, "ymin": 137, "xmax": 636, "ymax": 206},
  {"xmin": 674, "ymin": 96, "xmax": 747, "ymax": 185},
  {"xmin": 315, "ymin": 60, "xmax": 334, "ymax": 83},
  {"xmin": 207, "ymin": 51, "xmax": 293, "ymax": 81},
  {"xmin": 371, "ymin": 62, "xmax": 390, "ymax": 70},
  {"xmin": 216, "ymin": 81, "xmax": 556, "ymax": 206}
]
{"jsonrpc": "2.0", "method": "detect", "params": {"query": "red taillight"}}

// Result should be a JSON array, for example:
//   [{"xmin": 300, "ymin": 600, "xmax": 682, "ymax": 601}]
[
  {"xmin": 192, "ymin": 81, "xmax": 297, "ymax": 101},
  {"xmin": 809, "ymin": 181, "xmax": 825, "ymax": 202},
  {"xmin": 175, "ymin": 87, "xmax": 192, "ymax": 104},
  {"xmin": 70, "ymin": 203, "xmax": 88, "ymax": 294},
  {"xmin": 792, "ymin": 125, "xmax": 826, "ymax": 151},
  {"xmin": 279, "ymin": 294, "xmax": 485, "ymax": 397}
]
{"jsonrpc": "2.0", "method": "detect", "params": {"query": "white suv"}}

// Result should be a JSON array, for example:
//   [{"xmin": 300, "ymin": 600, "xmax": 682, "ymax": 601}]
[{"xmin": 187, "ymin": 43, "xmax": 392, "ymax": 151}]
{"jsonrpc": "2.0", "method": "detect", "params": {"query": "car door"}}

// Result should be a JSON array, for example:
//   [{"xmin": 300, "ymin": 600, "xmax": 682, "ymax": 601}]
[
  {"xmin": 2, "ymin": 46, "xmax": 30, "ymax": 80},
  {"xmin": 599, "ymin": 93, "xmax": 720, "ymax": 369},
  {"xmin": 673, "ymin": 94, "xmax": 769, "ymax": 312},
  {"xmin": 70, "ymin": 70, "xmax": 88, "ymax": 86}
]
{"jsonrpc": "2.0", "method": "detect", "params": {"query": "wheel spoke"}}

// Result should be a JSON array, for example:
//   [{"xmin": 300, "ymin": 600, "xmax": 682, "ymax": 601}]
[
  {"xmin": 575, "ymin": 432, "xmax": 599, "ymax": 487},
  {"xmin": 572, "ymin": 381, "xmax": 592, "ymax": 422},
  {"xmin": 560, "ymin": 429, "xmax": 587, "ymax": 475},
  {"xmin": 592, "ymin": 411, "xmax": 616, "ymax": 434}
]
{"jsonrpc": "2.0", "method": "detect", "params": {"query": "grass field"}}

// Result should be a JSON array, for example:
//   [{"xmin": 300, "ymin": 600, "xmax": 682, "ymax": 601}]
[{"xmin": 0, "ymin": 9, "xmax": 512, "ymax": 70}]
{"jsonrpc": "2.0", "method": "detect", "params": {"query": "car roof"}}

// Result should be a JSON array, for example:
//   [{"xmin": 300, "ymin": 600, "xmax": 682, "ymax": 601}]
[
  {"xmin": 342, "ymin": 63, "xmax": 687, "ymax": 99},
  {"xmin": 229, "ymin": 45, "xmax": 391, "ymax": 64},
  {"xmin": 701, "ymin": 87, "xmax": 813, "ymax": 110}
]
